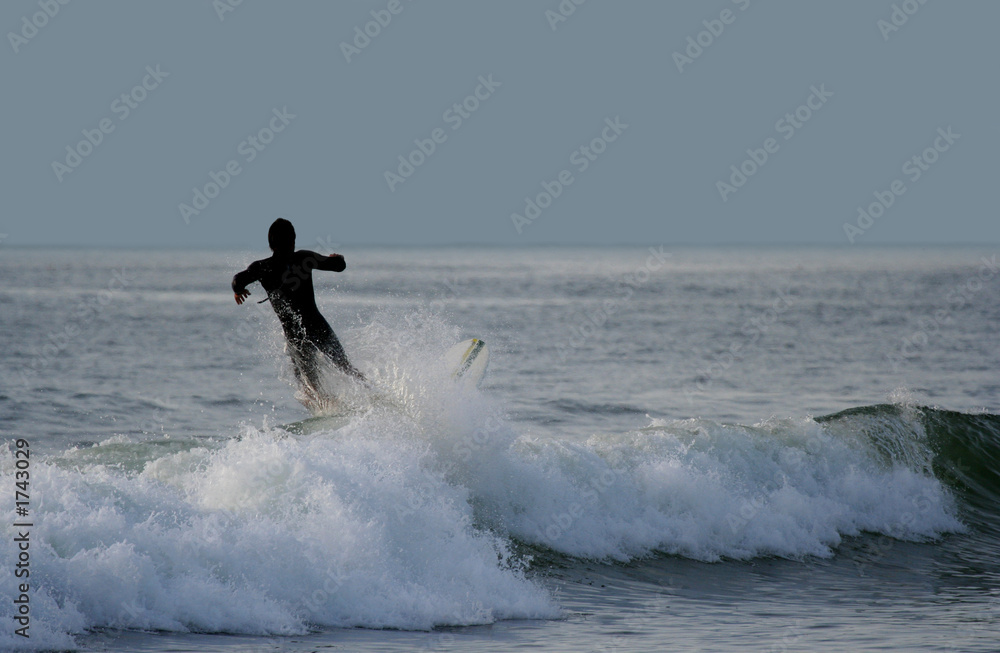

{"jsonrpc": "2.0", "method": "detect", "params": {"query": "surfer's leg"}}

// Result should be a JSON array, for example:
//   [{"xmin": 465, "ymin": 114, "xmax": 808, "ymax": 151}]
[
  {"xmin": 301, "ymin": 351, "xmax": 328, "ymax": 395},
  {"xmin": 316, "ymin": 332, "xmax": 367, "ymax": 384},
  {"xmin": 288, "ymin": 340, "xmax": 325, "ymax": 399}
]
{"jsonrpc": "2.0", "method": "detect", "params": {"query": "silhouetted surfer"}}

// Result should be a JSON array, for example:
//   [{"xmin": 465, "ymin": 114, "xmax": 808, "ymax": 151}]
[{"xmin": 232, "ymin": 218, "xmax": 365, "ymax": 401}]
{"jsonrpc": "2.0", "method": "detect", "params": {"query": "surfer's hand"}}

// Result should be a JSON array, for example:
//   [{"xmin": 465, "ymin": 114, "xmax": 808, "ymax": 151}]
[{"xmin": 234, "ymin": 289, "xmax": 250, "ymax": 305}]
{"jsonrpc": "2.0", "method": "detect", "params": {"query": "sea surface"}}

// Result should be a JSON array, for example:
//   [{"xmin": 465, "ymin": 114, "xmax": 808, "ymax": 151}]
[{"xmin": 1, "ymin": 246, "xmax": 999, "ymax": 652}]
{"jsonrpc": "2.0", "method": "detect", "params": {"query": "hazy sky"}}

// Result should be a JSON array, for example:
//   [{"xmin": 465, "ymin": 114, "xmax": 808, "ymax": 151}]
[{"xmin": 2, "ymin": 0, "xmax": 997, "ymax": 248}]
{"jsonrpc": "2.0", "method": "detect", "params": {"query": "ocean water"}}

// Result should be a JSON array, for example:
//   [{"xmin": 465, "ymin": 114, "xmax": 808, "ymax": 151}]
[{"xmin": 1, "ymin": 245, "xmax": 998, "ymax": 652}]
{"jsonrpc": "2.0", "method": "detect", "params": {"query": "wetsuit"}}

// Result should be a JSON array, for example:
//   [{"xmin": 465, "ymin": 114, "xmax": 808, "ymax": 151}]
[{"xmin": 232, "ymin": 250, "xmax": 363, "ymax": 393}]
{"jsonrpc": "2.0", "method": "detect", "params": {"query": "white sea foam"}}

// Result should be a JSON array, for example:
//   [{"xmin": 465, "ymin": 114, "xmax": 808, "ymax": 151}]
[
  {"xmin": 0, "ymin": 311, "xmax": 966, "ymax": 648},
  {"xmin": 474, "ymin": 415, "xmax": 964, "ymax": 562},
  {"xmin": 0, "ymin": 420, "xmax": 557, "ymax": 648}
]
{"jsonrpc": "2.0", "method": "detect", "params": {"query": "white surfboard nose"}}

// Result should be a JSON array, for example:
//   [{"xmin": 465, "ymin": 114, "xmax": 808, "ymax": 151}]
[{"xmin": 444, "ymin": 338, "xmax": 489, "ymax": 386}]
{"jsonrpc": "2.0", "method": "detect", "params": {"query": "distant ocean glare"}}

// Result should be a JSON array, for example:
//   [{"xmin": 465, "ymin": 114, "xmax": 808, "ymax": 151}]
[{"xmin": 1, "ymin": 246, "xmax": 998, "ymax": 652}]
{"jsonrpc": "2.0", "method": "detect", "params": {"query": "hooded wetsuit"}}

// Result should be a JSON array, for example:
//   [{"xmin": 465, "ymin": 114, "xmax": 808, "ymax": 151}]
[{"xmin": 232, "ymin": 250, "xmax": 363, "ymax": 391}]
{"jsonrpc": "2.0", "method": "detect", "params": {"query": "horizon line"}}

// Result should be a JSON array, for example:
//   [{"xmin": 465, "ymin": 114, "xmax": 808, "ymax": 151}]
[{"xmin": 2, "ymin": 241, "xmax": 998, "ymax": 250}]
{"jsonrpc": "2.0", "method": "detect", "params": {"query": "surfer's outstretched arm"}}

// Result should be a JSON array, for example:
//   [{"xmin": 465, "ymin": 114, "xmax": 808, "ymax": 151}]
[
  {"xmin": 232, "ymin": 263, "xmax": 260, "ymax": 305},
  {"xmin": 300, "ymin": 250, "xmax": 346, "ymax": 273}
]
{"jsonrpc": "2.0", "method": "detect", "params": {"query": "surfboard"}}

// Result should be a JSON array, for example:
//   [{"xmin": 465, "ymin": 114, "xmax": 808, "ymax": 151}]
[
  {"xmin": 442, "ymin": 338, "xmax": 489, "ymax": 387},
  {"xmin": 279, "ymin": 338, "xmax": 489, "ymax": 434},
  {"xmin": 296, "ymin": 391, "xmax": 339, "ymax": 416},
  {"xmin": 279, "ymin": 411, "xmax": 352, "ymax": 435}
]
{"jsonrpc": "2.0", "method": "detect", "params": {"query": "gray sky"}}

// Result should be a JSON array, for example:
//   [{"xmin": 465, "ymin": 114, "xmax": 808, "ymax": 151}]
[{"xmin": 2, "ymin": 0, "xmax": 997, "ymax": 248}]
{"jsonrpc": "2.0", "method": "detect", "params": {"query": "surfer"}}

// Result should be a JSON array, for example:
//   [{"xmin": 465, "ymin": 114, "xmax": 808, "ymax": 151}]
[{"xmin": 232, "ymin": 218, "xmax": 366, "ymax": 401}]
